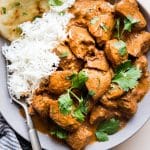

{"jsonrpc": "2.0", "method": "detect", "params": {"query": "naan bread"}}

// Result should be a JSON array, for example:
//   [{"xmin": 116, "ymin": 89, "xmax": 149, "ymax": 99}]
[{"xmin": 0, "ymin": 0, "xmax": 49, "ymax": 41}]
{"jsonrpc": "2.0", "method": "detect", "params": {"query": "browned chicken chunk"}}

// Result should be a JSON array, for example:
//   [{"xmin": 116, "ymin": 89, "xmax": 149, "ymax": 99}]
[
  {"xmin": 88, "ymin": 13, "xmax": 115, "ymax": 45},
  {"xmin": 49, "ymin": 100, "xmax": 81, "ymax": 131},
  {"xmin": 135, "ymin": 55, "xmax": 148, "ymax": 72},
  {"xmin": 90, "ymin": 106, "xmax": 121, "ymax": 124},
  {"xmin": 105, "ymin": 39, "xmax": 128, "ymax": 66},
  {"xmin": 53, "ymin": 44, "xmax": 83, "ymax": 72},
  {"xmin": 126, "ymin": 31, "xmax": 150, "ymax": 57},
  {"xmin": 66, "ymin": 125, "xmax": 93, "ymax": 150},
  {"xmin": 69, "ymin": 26, "xmax": 95, "ymax": 59},
  {"xmin": 85, "ymin": 50, "xmax": 109, "ymax": 71},
  {"xmin": 32, "ymin": 95, "xmax": 51, "ymax": 118},
  {"xmin": 116, "ymin": 0, "xmax": 147, "ymax": 30},
  {"xmin": 118, "ymin": 97, "xmax": 137, "ymax": 119},
  {"xmin": 49, "ymin": 71, "xmax": 72, "ymax": 95},
  {"xmin": 71, "ymin": 0, "xmax": 114, "ymax": 17},
  {"xmin": 84, "ymin": 69, "xmax": 112, "ymax": 101}
]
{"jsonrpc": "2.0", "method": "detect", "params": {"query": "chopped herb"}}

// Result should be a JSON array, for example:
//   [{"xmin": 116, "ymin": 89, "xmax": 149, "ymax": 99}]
[
  {"xmin": 95, "ymin": 118, "xmax": 120, "ymax": 142},
  {"xmin": 58, "ymin": 90, "xmax": 73, "ymax": 115},
  {"xmin": 123, "ymin": 16, "xmax": 139, "ymax": 32},
  {"xmin": 22, "ymin": 12, "xmax": 28, "ymax": 16},
  {"xmin": 59, "ymin": 52, "xmax": 68, "ymax": 58},
  {"xmin": 51, "ymin": 127, "xmax": 68, "ymax": 139},
  {"xmin": 95, "ymin": 131, "xmax": 109, "ymax": 142},
  {"xmin": 113, "ymin": 40, "xmax": 127, "ymax": 56},
  {"xmin": 1, "ymin": 7, "xmax": 6, "ymax": 14},
  {"xmin": 114, "ymin": 18, "xmax": 121, "ymax": 39},
  {"xmin": 33, "ymin": 15, "xmax": 41, "ymax": 20},
  {"xmin": 100, "ymin": 23, "xmax": 109, "ymax": 32},
  {"xmin": 70, "ymin": 70, "xmax": 88, "ymax": 89},
  {"xmin": 88, "ymin": 90, "xmax": 95, "ymax": 96},
  {"xmin": 90, "ymin": 16, "xmax": 99, "ymax": 25},
  {"xmin": 72, "ymin": 96, "xmax": 88, "ymax": 122},
  {"xmin": 73, "ymin": 108, "xmax": 85, "ymax": 122},
  {"xmin": 59, "ymin": 11, "xmax": 65, "ymax": 16},
  {"xmin": 48, "ymin": 0, "xmax": 64, "ymax": 6},
  {"xmin": 112, "ymin": 61, "xmax": 142, "ymax": 91},
  {"xmin": 13, "ymin": 2, "xmax": 21, "ymax": 7}
]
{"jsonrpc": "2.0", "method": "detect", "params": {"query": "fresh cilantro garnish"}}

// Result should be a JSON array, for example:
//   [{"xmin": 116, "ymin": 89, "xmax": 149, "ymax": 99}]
[
  {"xmin": 50, "ymin": 127, "xmax": 68, "ymax": 139},
  {"xmin": 70, "ymin": 70, "xmax": 88, "ymax": 89},
  {"xmin": 90, "ymin": 16, "xmax": 99, "ymax": 25},
  {"xmin": 95, "ymin": 131, "xmax": 108, "ymax": 142},
  {"xmin": 112, "ymin": 61, "xmax": 142, "ymax": 91},
  {"xmin": 48, "ymin": 0, "xmax": 64, "ymax": 6},
  {"xmin": 100, "ymin": 23, "xmax": 109, "ymax": 32},
  {"xmin": 59, "ymin": 52, "xmax": 68, "ymax": 58},
  {"xmin": 113, "ymin": 40, "xmax": 127, "ymax": 56},
  {"xmin": 22, "ymin": 12, "xmax": 28, "ymax": 16},
  {"xmin": 72, "ymin": 95, "xmax": 88, "ymax": 122},
  {"xmin": 73, "ymin": 108, "xmax": 85, "ymax": 122},
  {"xmin": 58, "ymin": 90, "xmax": 73, "ymax": 115},
  {"xmin": 95, "ymin": 118, "xmax": 120, "ymax": 142},
  {"xmin": 123, "ymin": 16, "xmax": 139, "ymax": 32},
  {"xmin": 114, "ymin": 18, "xmax": 121, "ymax": 39},
  {"xmin": 1, "ymin": 7, "xmax": 6, "ymax": 14},
  {"xmin": 13, "ymin": 2, "xmax": 21, "ymax": 7},
  {"xmin": 88, "ymin": 90, "xmax": 95, "ymax": 96},
  {"xmin": 59, "ymin": 11, "xmax": 65, "ymax": 16}
]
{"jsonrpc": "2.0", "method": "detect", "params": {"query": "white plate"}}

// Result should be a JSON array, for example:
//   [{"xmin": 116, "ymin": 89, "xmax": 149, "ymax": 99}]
[{"xmin": 0, "ymin": 1, "xmax": 150, "ymax": 150}]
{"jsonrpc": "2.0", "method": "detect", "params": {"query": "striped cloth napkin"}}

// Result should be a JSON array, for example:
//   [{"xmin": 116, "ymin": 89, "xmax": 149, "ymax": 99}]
[{"xmin": 0, "ymin": 113, "xmax": 31, "ymax": 150}]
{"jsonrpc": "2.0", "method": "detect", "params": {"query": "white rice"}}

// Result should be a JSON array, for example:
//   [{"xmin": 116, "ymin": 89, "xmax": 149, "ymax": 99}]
[{"xmin": 2, "ymin": 0, "xmax": 75, "ymax": 99}]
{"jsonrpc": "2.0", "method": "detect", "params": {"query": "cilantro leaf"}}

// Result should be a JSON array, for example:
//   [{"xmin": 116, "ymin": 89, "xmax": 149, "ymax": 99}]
[
  {"xmin": 123, "ymin": 16, "xmax": 139, "ymax": 32},
  {"xmin": 58, "ymin": 91, "xmax": 73, "ymax": 115},
  {"xmin": 100, "ymin": 23, "xmax": 109, "ymax": 32},
  {"xmin": 73, "ymin": 108, "xmax": 85, "ymax": 122},
  {"xmin": 113, "ymin": 40, "xmax": 127, "ymax": 56},
  {"xmin": 95, "ymin": 118, "xmax": 120, "ymax": 142},
  {"xmin": 88, "ymin": 90, "xmax": 95, "ymax": 96},
  {"xmin": 95, "ymin": 131, "xmax": 109, "ymax": 142},
  {"xmin": 50, "ymin": 127, "xmax": 68, "ymax": 139},
  {"xmin": 112, "ymin": 61, "xmax": 142, "ymax": 91},
  {"xmin": 98, "ymin": 118, "xmax": 120, "ymax": 135},
  {"xmin": 59, "ymin": 52, "xmax": 68, "ymax": 58},
  {"xmin": 48, "ymin": 0, "xmax": 64, "ymax": 6},
  {"xmin": 1, "ymin": 7, "xmax": 6, "ymax": 14},
  {"xmin": 114, "ymin": 18, "xmax": 121, "ymax": 39},
  {"xmin": 70, "ymin": 70, "xmax": 88, "ymax": 89},
  {"xmin": 90, "ymin": 16, "xmax": 99, "ymax": 25}
]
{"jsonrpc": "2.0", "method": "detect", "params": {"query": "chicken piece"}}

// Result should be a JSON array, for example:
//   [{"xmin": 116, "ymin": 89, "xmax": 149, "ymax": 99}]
[
  {"xmin": 71, "ymin": 0, "xmax": 114, "ymax": 17},
  {"xmin": 118, "ymin": 97, "xmax": 137, "ymax": 119},
  {"xmin": 0, "ymin": 0, "xmax": 49, "ymax": 41},
  {"xmin": 126, "ymin": 31, "xmax": 150, "ymax": 57},
  {"xmin": 135, "ymin": 55, "xmax": 148, "ymax": 73},
  {"xmin": 49, "ymin": 71, "xmax": 72, "ymax": 95},
  {"xmin": 49, "ymin": 100, "xmax": 81, "ymax": 131},
  {"xmin": 66, "ymin": 125, "xmax": 92, "ymax": 150},
  {"xmin": 90, "ymin": 106, "xmax": 121, "ymax": 124},
  {"xmin": 105, "ymin": 39, "xmax": 128, "ymax": 66},
  {"xmin": 90, "ymin": 106, "xmax": 110, "ymax": 124},
  {"xmin": 104, "ymin": 83, "xmax": 125, "ymax": 100},
  {"xmin": 85, "ymin": 50, "xmax": 109, "ymax": 71},
  {"xmin": 32, "ymin": 95, "xmax": 51, "ymax": 118},
  {"xmin": 100, "ymin": 95, "xmax": 118, "ymax": 109},
  {"xmin": 69, "ymin": 26, "xmax": 95, "ymax": 59},
  {"xmin": 84, "ymin": 69, "xmax": 112, "ymax": 101},
  {"xmin": 88, "ymin": 13, "xmax": 115, "ymax": 46},
  {"xmin": 116, "ymin": 0, "xmax": 147, "ymax": 30},
  {"xmin": 53, "ymin": 44, "xmax": 83, "ymax": 72}
]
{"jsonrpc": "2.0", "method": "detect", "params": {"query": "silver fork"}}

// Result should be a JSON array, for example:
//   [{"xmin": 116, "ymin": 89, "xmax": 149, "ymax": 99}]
[{"xmin": 6, "ymin": 61, "xmax": 42, "ymax": 150}]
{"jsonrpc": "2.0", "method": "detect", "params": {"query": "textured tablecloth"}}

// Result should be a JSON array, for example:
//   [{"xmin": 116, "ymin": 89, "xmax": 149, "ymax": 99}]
[{"xmin": 0, "ymin": 113, "xmax": 31, "ymax": 150}]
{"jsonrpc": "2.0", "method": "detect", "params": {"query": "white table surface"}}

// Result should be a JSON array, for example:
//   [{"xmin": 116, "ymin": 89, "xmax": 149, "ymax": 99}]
[{"xmin": 113, "ymin": 120, "xmax": 150, "ymax": 150}]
